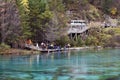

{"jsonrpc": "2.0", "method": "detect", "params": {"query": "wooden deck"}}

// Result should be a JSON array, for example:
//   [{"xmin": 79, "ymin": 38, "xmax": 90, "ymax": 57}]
[
  {"xmin": 40, "ymin": 49, "xmax": 64, "ymax": 53},
  {"xmin": 25, "ymin": 44, "xmax": 94, "ymax": 53},
  {"xmin": 67, "ymin": 27, "xmax": 89, "ymax": 34},
  {"xmin": 25, "ymin": 44, "xmax": 69, "ymax": 53}
]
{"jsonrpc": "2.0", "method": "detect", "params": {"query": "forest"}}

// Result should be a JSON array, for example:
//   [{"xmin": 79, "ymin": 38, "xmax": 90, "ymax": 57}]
[{"xmin": 0, "ymin": 0, "xmax": 120, "ymax": 49}]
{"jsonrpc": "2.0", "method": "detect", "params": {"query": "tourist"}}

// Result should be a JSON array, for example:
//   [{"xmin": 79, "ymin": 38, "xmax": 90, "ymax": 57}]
[
  {"xmin": 66, "ymin": 43, "xmax": 71, "ymax": 48},
  {"xmin": 36, "ymin": 43, "xmax": 39, "ymax": 49},
  {"xmin": 41, "ymin": 42, "xmax": 46, "ymax": 49},
  {"xmin": 50, "ymin": 43, "xmax": 54, "ymax": 49},
  {"xmin": 26, "ymin": 39, "xmax": 32, "ymax": 46}
]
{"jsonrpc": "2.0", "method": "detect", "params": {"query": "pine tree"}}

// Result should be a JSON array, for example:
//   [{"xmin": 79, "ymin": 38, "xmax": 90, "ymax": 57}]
[
  {"xmin": 16, "ymin": 0, "xmax": 31, "ymax": 39},
  {"xmin": 45, "ymin": 0, "xmax": 67, "ymax": 42},
  {"xmin": 28, "ymin": 0, "xmax": 53, "ymax": 42}
]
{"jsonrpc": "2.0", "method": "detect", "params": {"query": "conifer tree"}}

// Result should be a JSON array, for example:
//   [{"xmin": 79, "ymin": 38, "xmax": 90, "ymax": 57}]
[
  {"xmin": 16, "ymin": 0, "xmax": 31, "ymax": 39},
  {"xmin": 28, "ymin": 0, "xmax": 53, "ymax": 42}
]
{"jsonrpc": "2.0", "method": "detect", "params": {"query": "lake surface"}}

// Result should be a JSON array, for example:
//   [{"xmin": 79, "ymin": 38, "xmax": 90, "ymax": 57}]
[{"xmin": 0, "ymin": 49, "xmax": 120, "ymax": 80}]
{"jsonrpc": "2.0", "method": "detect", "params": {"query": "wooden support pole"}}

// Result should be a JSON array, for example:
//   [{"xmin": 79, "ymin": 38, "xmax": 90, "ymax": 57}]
[{"xmin": 75, "ymin": 33, "xmax": 77, "ymax": 41}]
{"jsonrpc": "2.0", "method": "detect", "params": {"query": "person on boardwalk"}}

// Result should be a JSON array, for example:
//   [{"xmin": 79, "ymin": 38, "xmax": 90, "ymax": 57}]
[
  {"xmin": 26, "ymin": 39, "xmax": 32, "ymax": 46},
  {"xmin": 66, "ymin": 43, "xmax": 71, "ymax": 48},
  {"xmin": 41, "ymin": 42, "xmax": 46, "ymax": 49},
  {"xmin": 36, "ymin": 43, "xmax": 39, "ymax": 49}
]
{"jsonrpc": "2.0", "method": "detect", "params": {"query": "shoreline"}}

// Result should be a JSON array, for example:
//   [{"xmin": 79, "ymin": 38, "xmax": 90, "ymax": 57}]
[
  {"xmin": 0, "ymin": 48, "xmax": 40, "ymax": 55},
  {"xmin": 0, "ymin": 46, "xmax": 120, "ymax": 55}
]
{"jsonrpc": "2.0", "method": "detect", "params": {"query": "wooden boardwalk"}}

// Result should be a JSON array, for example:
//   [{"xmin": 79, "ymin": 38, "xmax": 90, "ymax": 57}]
[
  {"xmin": 25, "ymin": 44, "xmax": 69, "ymax": 53},
  {"xmin": 25, "ymin": 44, "xmax": 93, "ymax": 53}
]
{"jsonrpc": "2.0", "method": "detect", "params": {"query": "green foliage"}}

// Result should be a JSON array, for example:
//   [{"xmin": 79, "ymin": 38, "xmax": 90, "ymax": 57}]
[
  {"xmin": 55, "ymin": 27, "xmax": 119, "ymax": 47},
  {"xmin": 104, "ymin": 35, "xmax": 120, "ymax": 47},
  {"xmin": 1, "ymin": 0, "xmax": 120, "ymax": 48},
  {"xmin": 104, "ymin": 28, "xmax": 120, "ymax": 36},
  {"xmin": 102, "ymin": 0, "xmax": 113, "ymax": 14},
  {"xmin": 28, "ymin": 0, "xmax": 53, "ymax": 42},
  {"xmin": 16, "ymin": 0, "xmax": 32, "ymax": 39},
  {"xmin": 55, "ymin": 35, "xmax": 70, "ymax": 47},
  {"xmin": 85, "ymin": 36, "xmax": 92, "ymax": 46},
  {"xmin": 88, "ymin": 5, "xmax": 100, "ymax": 20},
  {"xmin": 69, "ymin": 40, "xmax": 77, "ymax": 47},
  {"xmin": 85, "ymin": 28, "xmax": 120, "ymax": 47},
  {"xmin": 40, "ymin": 9, "xmax": 53, "ymax": 21},
  {"xmin": 0, "ymin": 43, "xmax": 10, "ymax": 50},
  {"xmin": 110, "ymin": 7, "xmax": 117, "ymax": 15},
  {"xmin": 85, "ymin": 36, "xmax": 98, "ymax": 46},
  {"xmin": 99, "ymin": 34, "xmax": 112, "ymax": 46},
  {"xmin": 81, "ymin": 0, "xmax": 88, "ymax": 5},
  {"xmin": 63, "ymin": 0, "xmax": 75, "ymax": 4},
  {"xmin": 48, "ymin": 0, "xmax": 65, "ymax": 12},
  {"xmin": 76, "ymin": 37, "xmax": 85, "ymax": 47},
  {"xmin": 84, "ymin": 28, "xmax": 113, "ymax": 47}
]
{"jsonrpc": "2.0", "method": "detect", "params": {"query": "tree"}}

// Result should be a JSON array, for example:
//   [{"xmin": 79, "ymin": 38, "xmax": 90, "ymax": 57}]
[
  {"xmin": 45, "ymin": 0, "xmax": 67, "ymax": 42},
  {"xmin": 0, "ymin": 0, "xmax": 21, "ymax": 44},
  {"xmin": 76, "ymin": 37, "xmax": 84, "ymax": 47},
  {"xmin": 102, "ymin": 0, "xmax": 113, "ymax": 14},
  {"xmin": 110, "ymin": 7, "xmax": 117, "ymax": 15},
  {"xmin": 16, "ymin": 0, "xmax": 31, "ymax": 39},
  {"xmin": 27, "ymin": 0, "xmax": 53, "ymax": 43}
]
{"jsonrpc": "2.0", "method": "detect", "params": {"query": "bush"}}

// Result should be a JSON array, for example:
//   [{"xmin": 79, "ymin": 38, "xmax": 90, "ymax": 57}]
[
  {"xmin": 0, "ymin": 43, "xmax": 10, "ymax": 50},
  {"xmin": 55, "ymin": 35, "xmax": 70, "ymax": 47},
  {"xmin": 85, "ymin": 36, "xmax": 99, "ymax": 46},
  {"xmin": 76, "ymin": 37, "xmax": 85, "ymax": 47},
  {"xmin": 69, "ymin": 40, "xmax": 77, "ymax": 47},
  {"xmin": 104, "ymin": 35, "xmax": 120, "ymax": 47}
]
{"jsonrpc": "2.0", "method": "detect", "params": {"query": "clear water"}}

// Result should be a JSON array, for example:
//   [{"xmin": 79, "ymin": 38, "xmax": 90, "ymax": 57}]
[{"xmin": 0, "ymin": 49, "xmax": 120, "ymax": 80}]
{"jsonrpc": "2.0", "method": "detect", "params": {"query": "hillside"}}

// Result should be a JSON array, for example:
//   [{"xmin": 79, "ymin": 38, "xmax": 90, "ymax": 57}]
[
  {"xmin": 64, "ymin": 0, "xmax": 120, "ymax": 21},
  {"xmin": 0, "ymin": 0, "xmax": 120, "ymax": 48}
]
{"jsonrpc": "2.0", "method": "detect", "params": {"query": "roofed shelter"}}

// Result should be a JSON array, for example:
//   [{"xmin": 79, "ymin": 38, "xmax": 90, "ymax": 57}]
[{"xmin": 67, "ymin": 20, "xmax": 89, "ymax": 40}]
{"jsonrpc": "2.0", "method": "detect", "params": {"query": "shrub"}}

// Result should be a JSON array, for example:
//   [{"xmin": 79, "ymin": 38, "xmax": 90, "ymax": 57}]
[
  {"xmin": 76, "ymin": 37, "xmax": 85, "ymax": 47},
  {"xmin": 0, "ymin": 43, "xmax": 10, "ymax": 50},
  {"xmin": 104, "ymin": 35, "xmax": 120, "ymax": 47},
  {"xmin": 85, "ymin": 36, "xmax": 99, "ymax": 46},
  {"xmin": 69, "ymin": 40, "xmax": 77, "ymax": 47},
  {"xmin": 55, "ymin": 35, "xmax": 70, "ymax": 47}
]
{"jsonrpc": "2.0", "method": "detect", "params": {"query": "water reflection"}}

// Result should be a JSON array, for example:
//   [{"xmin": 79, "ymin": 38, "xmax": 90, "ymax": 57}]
[{"xmin": 0, "ymin": 49, "xmax": 120, "ymax": 80}]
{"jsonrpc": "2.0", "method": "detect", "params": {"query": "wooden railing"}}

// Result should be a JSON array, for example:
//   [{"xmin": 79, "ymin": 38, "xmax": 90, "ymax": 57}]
[{"xmin": 67, "ymin": 27, "xmax": 89, "ymax": 34}]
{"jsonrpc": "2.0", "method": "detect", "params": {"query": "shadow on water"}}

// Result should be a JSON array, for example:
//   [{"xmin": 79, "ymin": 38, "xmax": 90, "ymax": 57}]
[{"xmin": 0, "ymin": 49, "xmax": 120, "ymax": 80}]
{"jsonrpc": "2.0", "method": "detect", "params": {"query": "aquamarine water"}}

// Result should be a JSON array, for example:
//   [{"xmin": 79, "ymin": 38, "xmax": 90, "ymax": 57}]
[{"xmin": 0, "ymin": 49, "xmax": 120, "ymax": 80}]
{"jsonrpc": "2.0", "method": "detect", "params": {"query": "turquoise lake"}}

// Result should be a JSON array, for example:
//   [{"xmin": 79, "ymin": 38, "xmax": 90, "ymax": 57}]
[{"xmin": 0, "ymin": 49, "xmax": 120, "ymax": 80}]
